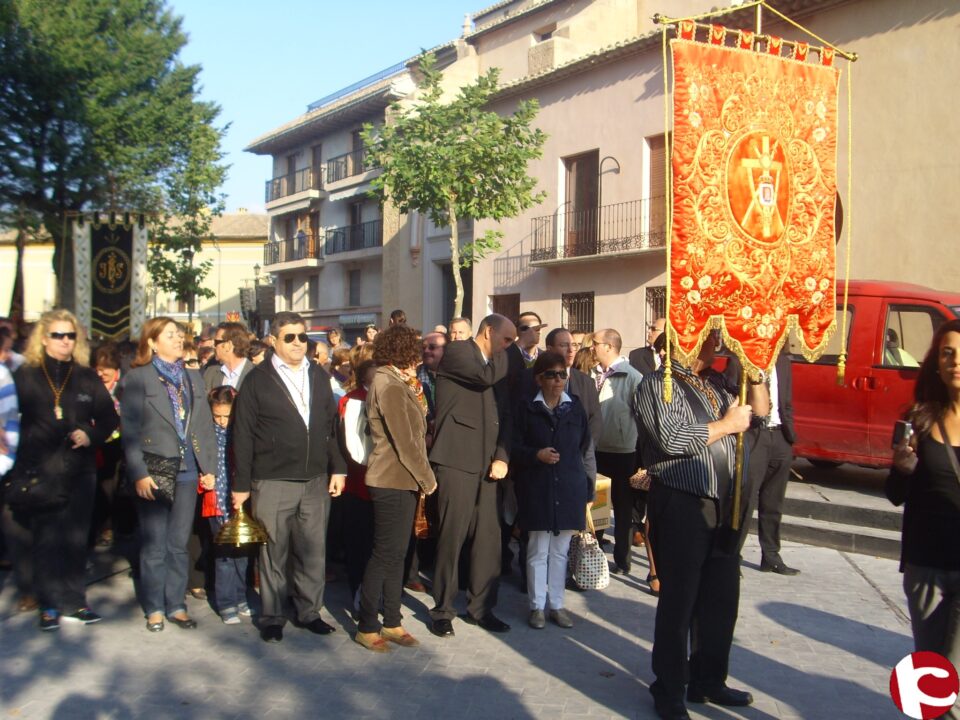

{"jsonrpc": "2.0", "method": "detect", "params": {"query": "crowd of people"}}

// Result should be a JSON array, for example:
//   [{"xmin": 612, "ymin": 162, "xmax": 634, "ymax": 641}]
[{"xmin": 3, "ymin": 305, "xmax": 953, "ymax": 719}]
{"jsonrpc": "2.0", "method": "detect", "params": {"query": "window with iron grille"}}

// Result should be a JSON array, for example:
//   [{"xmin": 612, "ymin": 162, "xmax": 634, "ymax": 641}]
[
  {"xmin": 645, "ymin": 286, "xmax": 666, "ymax": 328},
  {"xmin": 562, "ymin": 292, "xmax": 595, "ymax": 334}
]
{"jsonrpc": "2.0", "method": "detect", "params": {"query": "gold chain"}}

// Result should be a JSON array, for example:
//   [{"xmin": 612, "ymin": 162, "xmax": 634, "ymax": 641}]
[{"xmin": 41, "ymin": 361, "xmax": 73, "ymax": 420}]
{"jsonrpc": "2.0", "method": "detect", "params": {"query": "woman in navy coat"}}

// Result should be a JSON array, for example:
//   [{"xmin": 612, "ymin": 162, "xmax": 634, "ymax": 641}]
[{"xmin": 512, "ymin": 350, "xmax": 595, "ymax": 630}]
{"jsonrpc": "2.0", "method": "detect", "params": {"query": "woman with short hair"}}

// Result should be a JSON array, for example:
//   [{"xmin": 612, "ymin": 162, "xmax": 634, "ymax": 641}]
[
  {"xmin": 354, "ymin": 325, "xmax": 437, "ymax": 652},
  {"xmin": 6, "ymin": 309, "xmax": 118, "ymax": 630}
]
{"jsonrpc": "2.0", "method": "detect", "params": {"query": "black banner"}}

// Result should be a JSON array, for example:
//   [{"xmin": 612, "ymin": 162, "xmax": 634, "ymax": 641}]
[{"xmin": 89, "ymin": 219, "xmax": 133, "ymax": 339}]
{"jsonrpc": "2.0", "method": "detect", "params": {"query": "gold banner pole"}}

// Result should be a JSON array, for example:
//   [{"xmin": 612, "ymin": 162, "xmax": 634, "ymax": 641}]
[{"xmin": 732, "ymin": 367, "xmax": 748, "ymax": 530}]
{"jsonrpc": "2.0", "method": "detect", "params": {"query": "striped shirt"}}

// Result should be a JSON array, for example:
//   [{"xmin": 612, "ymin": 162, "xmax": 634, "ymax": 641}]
[
  {"xmin": 0, "ymin": 363, "xmax": 19, "ymax": 475},
  {"xmin": 635, "ymin": 365, "xmax": 736, "ymax": 499}
]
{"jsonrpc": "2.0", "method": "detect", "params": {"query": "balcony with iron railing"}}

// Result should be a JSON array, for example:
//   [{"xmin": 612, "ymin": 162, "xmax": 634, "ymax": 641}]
[
  {"xmin": 262, "ymin": 232, "xmax": 322, "ymax": 268},
  {"xmin": 530, "ymin": 197, "xmax": 666, "ymax": 263},
  {"xmin": 264, "ymin": 167, "xmax": 323, "ymax": 205},
  {"xmin": 325, "ymin": 148, "xmax": 377, "ymax": 186},
  {"xmin": 325, "ymin": 219, "xmax": 383, "ymax": 256}
]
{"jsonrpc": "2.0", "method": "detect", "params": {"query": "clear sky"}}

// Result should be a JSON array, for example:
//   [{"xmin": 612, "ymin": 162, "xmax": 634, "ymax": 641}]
[{"xmin": 169, "ymin": 0, "xmax": 482, "ymax": 213}]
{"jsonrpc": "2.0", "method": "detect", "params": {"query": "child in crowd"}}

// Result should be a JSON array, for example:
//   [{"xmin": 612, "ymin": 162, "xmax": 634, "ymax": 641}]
[{"xmin": 200, "ymin": 386, "xmax": 251, "ymax": 624}]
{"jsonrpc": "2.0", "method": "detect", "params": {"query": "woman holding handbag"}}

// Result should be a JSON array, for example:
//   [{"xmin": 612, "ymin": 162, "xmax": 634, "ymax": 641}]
[
  {"xmin": 354, "ymin": 325, "xmax": 436, "ymax": 652},
  {"xmin": 887, "ymin": 318, "xmax": 960, "ymax": 696},
  {"xmin": 6, "ymin": 309, "xmax": 118, "ymax": 631},
  {"xmin": 512, "ymin": 351, "xmax": 595, "ymax": 630},
  {"xmin": 121, "ymin": 317, "xmax": 217, "ymax": 632}
]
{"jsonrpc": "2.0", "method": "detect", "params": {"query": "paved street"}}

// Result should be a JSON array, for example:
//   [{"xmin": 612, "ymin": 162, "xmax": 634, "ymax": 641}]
[{"xmin": 0, "ymin": 530, "xmax": 913, "ymax": 720}]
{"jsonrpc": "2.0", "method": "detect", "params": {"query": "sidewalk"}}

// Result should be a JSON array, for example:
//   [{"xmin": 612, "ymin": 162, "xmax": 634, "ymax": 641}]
[{"xmin": 0, "ymin": 535, "xmax": 912, "ymax": 719}]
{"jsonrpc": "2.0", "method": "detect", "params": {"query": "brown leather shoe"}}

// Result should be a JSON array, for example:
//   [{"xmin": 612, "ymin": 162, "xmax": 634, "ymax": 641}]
[
  {"xmin": 633, "ymin": 531, "xmax": 644, "ymax": 547},
  {"xmin": 355, "ymin": 631, "xmax": 391, "ymax": 653},
  {"xmin": 17, "ymin": 595, "xmax": 39, "ymax": 612},
  {"xmin": 380, "ymin": 627, "xmax": 420, "ymax": 647},
  {"xmin": 404, "ymin": 581, "xmax": 428, "ymax": 593}
]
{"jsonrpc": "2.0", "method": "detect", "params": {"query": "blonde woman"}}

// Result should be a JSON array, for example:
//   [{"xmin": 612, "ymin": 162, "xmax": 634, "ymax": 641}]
[{"xmin": 7, "ymin": 310, "xmax": 118, "ymax": 631}]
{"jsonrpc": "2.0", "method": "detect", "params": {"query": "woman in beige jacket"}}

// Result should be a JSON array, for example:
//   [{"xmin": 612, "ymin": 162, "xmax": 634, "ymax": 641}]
[{"xmin": 354, "ymin": 325, "xmax": 437, "ymax": 652}]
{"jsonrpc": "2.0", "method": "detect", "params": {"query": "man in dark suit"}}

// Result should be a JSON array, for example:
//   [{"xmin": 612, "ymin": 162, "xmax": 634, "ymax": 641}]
[
  {"xmin": 629, "ymin": 317, "xmax": 666, "ymax": 376},
  {"xmin": 429, "ymin": 313, "xmax": 516, "ymax": 638},
  {"xmin": 724, "ymin": 351, "xmax": 799, "ymax": 575},
  {"xmin": 203, "ymin": 321, "xmax": 254, "ymax": 392}
]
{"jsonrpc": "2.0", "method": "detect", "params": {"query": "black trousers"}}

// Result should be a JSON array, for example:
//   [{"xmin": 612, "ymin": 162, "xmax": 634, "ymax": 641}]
[
  {"xmin": 737, "ymin": 427, "xmax": 793, "ymax": 559},
  {"xmin": 358, "ymin": 486, "xmax": 417, "ymax": 633},
  {"xmin": 649, "ymin": 482, "xmax": 742, "ymax": 701},
  {"xmin": 596, "ymin": 451, "xmax": 639, "ymax": 571},
  {"xmin": 32, "ymin": 471, "xmax": 97, "ymax": 611},
  {"xmin": 341, "ymin": 492, "xmax": 374, "ymax": 598},
  {"xmin": 430, "ymin": 465, "xmax": 501, "ymax": 622}
]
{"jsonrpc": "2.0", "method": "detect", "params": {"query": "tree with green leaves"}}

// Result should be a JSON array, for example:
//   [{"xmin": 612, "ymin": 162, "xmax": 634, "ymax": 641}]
[
  {"xmin": 362, "ymin": 53, "xmax": 547, "ymax": 318},
  {"xmin": 0, "ymin": 0, "xmax": 226, "ymax": 309}
]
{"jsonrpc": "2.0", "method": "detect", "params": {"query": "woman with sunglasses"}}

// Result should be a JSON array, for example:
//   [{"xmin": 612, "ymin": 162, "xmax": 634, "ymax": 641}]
[
  {"xmin": 6, "ymin": 309, "xmax": 118, "ymax": 630},
  {"xmin": 512, "ymin": 350, "xmax": 595, "ymax": 630},
  {"xmin": 887, "ymin": 319, "xmax": 960, "ymax": 685},
  {"xmin": 121, "ymin": 317, "xmax": 217, "ymax": 632}
]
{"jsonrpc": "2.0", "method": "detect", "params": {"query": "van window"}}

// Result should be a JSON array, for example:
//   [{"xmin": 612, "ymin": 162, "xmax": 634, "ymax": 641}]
[
  {"xmin": 787, "ymin": 308, "xmax": 853, "ymax": 364},
  {"xmin": 882, "ymin": 306, "xmax": 942, "ymax": 368}
]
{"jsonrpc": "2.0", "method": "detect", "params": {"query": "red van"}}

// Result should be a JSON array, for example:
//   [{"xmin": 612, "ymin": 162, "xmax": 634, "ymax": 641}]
[{"xmin": 785, "ymin": 280, "xmax": 960, "ymax": 468}]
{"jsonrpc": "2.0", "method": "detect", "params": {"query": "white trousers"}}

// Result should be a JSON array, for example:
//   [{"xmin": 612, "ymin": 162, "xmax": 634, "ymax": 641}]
[{"xmin": 526, "ymin": 529, "xmax": 575, "ymax": 611}]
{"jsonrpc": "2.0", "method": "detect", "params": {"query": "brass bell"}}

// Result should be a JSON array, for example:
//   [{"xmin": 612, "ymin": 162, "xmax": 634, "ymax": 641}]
[{"xmin": 215, "ymin": 506, "xmax": 270, "ymax": 547}]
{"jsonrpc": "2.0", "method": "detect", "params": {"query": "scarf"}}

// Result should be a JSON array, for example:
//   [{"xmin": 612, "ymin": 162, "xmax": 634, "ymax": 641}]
[
  {"xmin": 388, "ymin": 365, "xmax": 428, "ymax": 417},
  {"xmin": 152, "ymin": 356, "xmax": 188, "ymax": 441}
]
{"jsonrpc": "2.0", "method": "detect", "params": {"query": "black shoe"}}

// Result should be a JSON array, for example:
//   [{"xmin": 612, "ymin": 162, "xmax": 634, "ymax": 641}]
[
  {"xmin": 167, "ymin": 614, "xmax": 198, "ymax": 630},
  {"xmin": 652, "ymin": 696, "xmax": 691, "ymax": 720},
  {"xmin": 146, "ymin": 619, "xmax": 164, "ymax": 632},
  {"xmin": 464, "ymin": 613, "xmax": 511, "ymax": 633},
  {"xmin": 260, "ymin": 625, "xmax": 283, "ymax": 643},
  {"xmin": 39, "ymin": 609, "xmax": 60, "ymax": 632},
  {"xmin": 430, "ymin": 619, "xmax": 455, "ymax": 638},
  {"xmin": 687, "ymin": 684, "xmax": 754, "ymax": 706},
  {"xmin": 760, "ymin": 558, "xmax": 800, "ymax": 576},
  {"xmin": 610, "ymin": 563, "xmax": 630, "ymax": 575},
  {"xmin": 301, "ymin": 618, "xmax": 336, "ymax": 635},
  {"xmin": 62, "ymin": 607, "xmax": 102, "ymax": 625}
]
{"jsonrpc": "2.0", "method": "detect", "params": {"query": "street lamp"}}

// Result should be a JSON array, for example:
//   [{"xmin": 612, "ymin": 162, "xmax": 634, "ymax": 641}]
[
  {"xmin": 252, "ymin": 263, "xmax": 261, "ymax": 337},
  {"xmin": 598, "ymin": 155, "xmax": 621, "ymax": 251}
]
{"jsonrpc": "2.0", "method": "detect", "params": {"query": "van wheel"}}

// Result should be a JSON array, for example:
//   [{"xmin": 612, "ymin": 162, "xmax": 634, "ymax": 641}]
[{"xmin": 808, "ymin": 459, "xmax": 842, "ymax": 469}]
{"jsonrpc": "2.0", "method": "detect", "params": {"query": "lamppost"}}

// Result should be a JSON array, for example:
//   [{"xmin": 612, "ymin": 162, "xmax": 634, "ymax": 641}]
[
  {"xmin": 183, "ymin": 247, "xmax": 195, "ymax": 325},
  {"xmin": 598, "ymin": 155, "xmax": 621, "ymax": 250},
  {"xmin": 252, "ymin": 263, "xmax": 261, "ymax": 337}
]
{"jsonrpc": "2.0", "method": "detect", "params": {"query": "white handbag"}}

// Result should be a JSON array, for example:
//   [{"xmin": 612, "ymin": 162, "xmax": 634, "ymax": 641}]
[{"xmin": 569, "ymin": 510, "xmax": 610, "ymax": 591}]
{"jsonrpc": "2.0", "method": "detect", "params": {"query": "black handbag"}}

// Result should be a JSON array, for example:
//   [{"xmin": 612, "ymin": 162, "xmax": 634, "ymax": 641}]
[
  {"xmin": 1, "ymin": 455, "xmax": 70, "ymax": 513},
  {"xmin": 142, "ymin": 452, "xmax": 180, "ymax": 506}
]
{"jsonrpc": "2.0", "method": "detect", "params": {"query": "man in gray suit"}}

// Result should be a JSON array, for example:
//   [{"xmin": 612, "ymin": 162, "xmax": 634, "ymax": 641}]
[
  {"xmin": 429, "ymin": 313, "xmax": 516, "ymax": 638},
  {"xmin": 203, "ymin": 322, "xmax": 253, "ymax": 392}
]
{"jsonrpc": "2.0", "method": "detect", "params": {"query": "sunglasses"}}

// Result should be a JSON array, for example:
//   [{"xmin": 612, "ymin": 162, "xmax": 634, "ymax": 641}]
[
  {"xmin": 518, "ymin": 324, "xmax": 542, "ymax": 333},
  {"xmin": 281, "ymin": 333, "xmax": 309, "ymax": 344},
  {"xmin": 540, "ymin": 369, "xmax": 568, "ymax": 380},
  {"xmin": 48, "ymin": 331, "xmax": 77, "ymax": 341},
  {"xmin": 213, "ymin": 338, "xmax": 229, "ymax": 346},
  {"xmin": 423, "ymin": 344, "xmax": 443, "ymax": 350},
  {"xmin": 184, "ymin": 358, "xmax": 200, "ymax": 367}
]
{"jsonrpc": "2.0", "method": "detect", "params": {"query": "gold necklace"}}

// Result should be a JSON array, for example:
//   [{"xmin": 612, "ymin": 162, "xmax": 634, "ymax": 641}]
[
  {"xmin": 280, "ymin": 363, "xmax": 309, "ymax": 411},
  {"xmin": 41, "ymin": 360, "xmax": 73, "ymax": 420}
]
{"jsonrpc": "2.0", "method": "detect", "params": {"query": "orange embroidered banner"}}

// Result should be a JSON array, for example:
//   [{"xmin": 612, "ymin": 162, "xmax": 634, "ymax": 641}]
[{"xmin": 669, "ymin": 39, "xmax": 840, "ymax": 376}]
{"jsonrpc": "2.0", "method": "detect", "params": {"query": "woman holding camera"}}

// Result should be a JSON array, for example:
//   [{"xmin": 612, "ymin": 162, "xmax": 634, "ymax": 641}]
[{"xmin": 887, "ymin": 318, "xmax": 960, "ymax": 688}]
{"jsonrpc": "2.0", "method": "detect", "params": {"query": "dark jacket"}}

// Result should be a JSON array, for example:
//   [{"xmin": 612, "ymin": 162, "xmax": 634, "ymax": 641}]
[
  {"xmin": 430, "ymin": 339, "xmax": 511, "ymax": 473},
  {"xmin": 202, "ymin": 359, "xmax": 254, "ymax": 393},
  {"xmin": 723, "ymin": 352, "xmax": 796, "ymax": 443},
  {"xmin": 232, "ymin": 358, "xmax": 346, "ymax": 492},
  {"xmin": 517, "ymin": 366, "xmax": 603, "ymax": 447},
  {"xmin": 628, "ymin": 346, "xmax": 657, "ymax": 376},
  {"xmin": 512, "ymin": 395, "xmax": 594, "ymax": 533},
  {"xmin": 121, "ymin": 363, "xmax": 218, "ymax": 483},
  {"xmin": 14, "ymin": 356, "xmax": 119, "ymax": 472}
]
